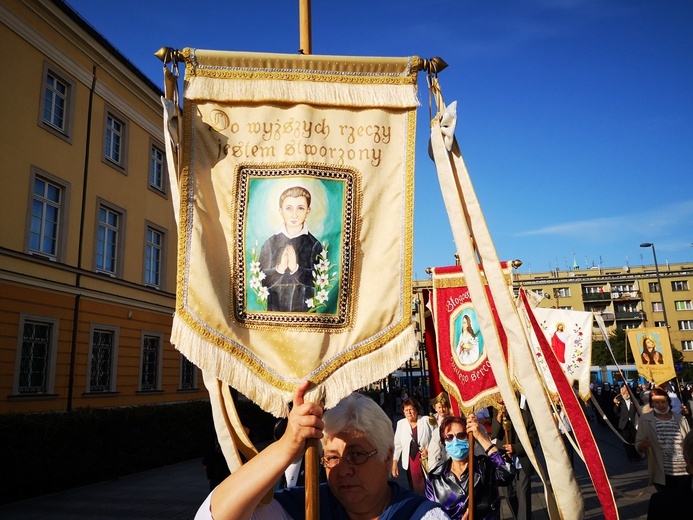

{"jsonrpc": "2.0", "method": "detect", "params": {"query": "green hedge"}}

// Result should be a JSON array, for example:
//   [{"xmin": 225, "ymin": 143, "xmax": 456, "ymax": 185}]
[{"xmin": 0, "ymin": 399, "xmax": 277, "ymax": 504}]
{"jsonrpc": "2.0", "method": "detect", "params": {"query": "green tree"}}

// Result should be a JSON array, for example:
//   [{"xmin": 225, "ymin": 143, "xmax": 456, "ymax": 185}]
[{"xmin": 591, "ymin": 329, "xmax": 628, "ymax": 366}]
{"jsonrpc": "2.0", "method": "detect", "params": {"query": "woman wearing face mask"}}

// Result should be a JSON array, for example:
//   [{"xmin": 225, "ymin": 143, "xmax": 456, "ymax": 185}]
[
  {"xmin": 426, "ymin": 414, "xmax": 515, "ymax": 519},
  {"xmin": 635, "ymin": 387, "xmax": 691, "ymax": 491}
]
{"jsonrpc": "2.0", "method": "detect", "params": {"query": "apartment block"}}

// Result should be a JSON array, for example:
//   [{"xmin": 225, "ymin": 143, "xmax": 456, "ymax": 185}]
[{"xmin": 517, "ymin": 262, "xmax": 693, "ymax": 361}]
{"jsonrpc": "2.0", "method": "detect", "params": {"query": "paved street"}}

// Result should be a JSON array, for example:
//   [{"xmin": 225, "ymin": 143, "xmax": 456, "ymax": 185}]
[{"xmin": 1, "ymin": 418, "xmax": 652, "ymax": 519}]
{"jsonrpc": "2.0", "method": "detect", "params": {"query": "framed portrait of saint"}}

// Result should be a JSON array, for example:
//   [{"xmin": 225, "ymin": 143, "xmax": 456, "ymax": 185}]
[
  {"xmin": 451, "ymin": 305, "xmax": 484, "ymax": 367},
  {"xmin": 232, "ymin": 164, "xmax": 357, "ymax": 329}
]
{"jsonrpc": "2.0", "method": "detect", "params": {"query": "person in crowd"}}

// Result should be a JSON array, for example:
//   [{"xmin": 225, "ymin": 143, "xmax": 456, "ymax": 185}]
[
  {"xmin": 202, "ymin": 420, "xmax": 231, "ymax": 491},
  {"xmin": 614, "ymin": 384, "xmax": 641, "ymax": 462},
  {"xmin": 426, "ymin": 414, "xmax": 515, "ymax": 520},
  {"xmin": 638, "ymin": 383, "xmax": 652, "ymax": 410},
  {"xmin": 393, "ymin": 398, "xmax": 434, "ymax": 495},
  {"xmin": 635, "ymin": 387, "xmax": 691, "ymax": 491},
  {"xmin": 682, "ymin": 384, "xmax": 693, "ymax": 426},
  {"xmin": 582, "ymin": 383, "xmax": 597, "ymax": 422},
  {"xmin": 477, "ymin": 407, "xmax": 493, "ymax": 434},
  {"xmin": 659, "ymin": 381, "xmax": 686, "ymax": 415},
  {"xmin": 195, "ymin": 382, "xmax": 450, "ymax": 520},
  {"xmin": 646, "ymin": 430, "xmax": 693, "ymax": 520},
  {"xmin": 552, "ymin": 394, "xmax": 574, "ymax": 468},
  {"xmin": 428, "ymin": 393, "xmax": 453, "ymax": 468},
  {"xmin": 593, "ymin": 384, "xmax": 607, "ymax": 426},
  {"xmin": 491, "ymin": 396, "xmax": 538, "ymax": 520},
  {"xmin": 599, "ymin": 382, "xmax": 618, "ymax": 428}
]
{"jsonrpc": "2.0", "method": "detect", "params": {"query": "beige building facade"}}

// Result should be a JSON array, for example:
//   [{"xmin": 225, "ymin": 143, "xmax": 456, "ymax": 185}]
[
  {"xmin": 413, "ymin": 262, "xmax": 693, "ymax": 364},
  {"xmin": 516, "ymin": 262, "xmax": 693, "ymax": 362},
  {"xmin": 0, "ymin": 0, "xmax": 207, "ymax": 414}
]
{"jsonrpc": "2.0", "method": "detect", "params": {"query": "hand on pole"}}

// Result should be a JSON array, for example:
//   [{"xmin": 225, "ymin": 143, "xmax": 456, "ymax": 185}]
[{"xmin": 278, "ymin": 381, "xmax": 324, "ymax": 463}]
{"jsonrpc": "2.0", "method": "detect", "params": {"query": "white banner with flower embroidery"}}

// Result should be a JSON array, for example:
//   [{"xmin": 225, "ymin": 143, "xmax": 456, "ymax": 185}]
[
  {"xmin": 527, "ymin": 307, "xmax": 594, "ymax": 401},
  {"xmin": 168, "ymin": 49, "xmax": 421, "ymax": 416}
]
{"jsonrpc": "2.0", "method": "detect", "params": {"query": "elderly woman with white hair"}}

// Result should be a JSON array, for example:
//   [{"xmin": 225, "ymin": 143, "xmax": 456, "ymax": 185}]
[{"xmin": 196, "ymin": 382, "xmax": 450, "ymax": 520}]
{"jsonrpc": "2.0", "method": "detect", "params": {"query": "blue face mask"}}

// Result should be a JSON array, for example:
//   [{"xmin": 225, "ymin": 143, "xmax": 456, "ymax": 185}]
[{"xmin": 445, "ymin": 438, "xmax": 470, "ymax": 461}]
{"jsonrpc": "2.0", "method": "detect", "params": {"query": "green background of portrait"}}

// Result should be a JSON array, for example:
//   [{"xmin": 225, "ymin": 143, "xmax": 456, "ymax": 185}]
[{"xmin": 244, "ymin": 175, "xmax": 344, "ymax": 314}]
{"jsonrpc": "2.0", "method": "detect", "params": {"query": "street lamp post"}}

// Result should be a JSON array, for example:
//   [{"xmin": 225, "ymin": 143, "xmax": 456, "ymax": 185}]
[
  {"xmin": 640, "ymin": 243, "xmax": 688, "ymax": 401},
  {"xmin": 640, "ymin": 242, "xmax": 670, "ymax": 328}
]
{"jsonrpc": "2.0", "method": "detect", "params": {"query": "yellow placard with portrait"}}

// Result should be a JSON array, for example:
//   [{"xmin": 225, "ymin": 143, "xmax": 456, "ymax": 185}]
[{"xmin": 626, "ymin": 327, "xmax": 676, "ymax": 385}]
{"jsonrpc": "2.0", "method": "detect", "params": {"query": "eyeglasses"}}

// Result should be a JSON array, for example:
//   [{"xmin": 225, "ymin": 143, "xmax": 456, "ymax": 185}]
[
  {"xmin": 443, "ymin": 432, "xmax": 467, "ymax": 443},
  {"xmin": 321, "ymin": 449, "xmax": 378, "ymax": 469}
]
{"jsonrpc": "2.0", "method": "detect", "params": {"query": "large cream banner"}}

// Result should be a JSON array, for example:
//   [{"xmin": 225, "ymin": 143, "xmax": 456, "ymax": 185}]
[
  {"xmin": 172, "ymin": 49, "xmax": 421, "ymax": 415},
  {"xmin": 530, "ymin": 307, "xmax": 594, "ymax": 401}
]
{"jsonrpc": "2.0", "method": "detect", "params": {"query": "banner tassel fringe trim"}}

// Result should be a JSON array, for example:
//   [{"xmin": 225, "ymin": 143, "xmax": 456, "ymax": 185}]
[
  {"xmin": 172, "ymin": 314, "xmax": 418, "ymax": 417},
  {"xmin": 186, "ymin": 77, "xmax": 420, "ymax": 108}
]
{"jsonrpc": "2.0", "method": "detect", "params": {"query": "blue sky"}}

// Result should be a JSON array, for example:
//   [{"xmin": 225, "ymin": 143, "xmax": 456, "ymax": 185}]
[{"xmin": 66, "ymin": 0, "xmax": 693, "ymax": 278}]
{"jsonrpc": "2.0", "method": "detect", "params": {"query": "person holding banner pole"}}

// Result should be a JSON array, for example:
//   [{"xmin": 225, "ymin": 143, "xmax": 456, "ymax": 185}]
[
  {"xmin": 490, "ymin": 398, "xmax": 538, "ymax": 520},
  {"xmin": 426, "ymin": 415, "xmax": 515, "ymax": 519},
  {"xmin": 196, "ymin": 382, "xmax": 449, "ymax": 520}
]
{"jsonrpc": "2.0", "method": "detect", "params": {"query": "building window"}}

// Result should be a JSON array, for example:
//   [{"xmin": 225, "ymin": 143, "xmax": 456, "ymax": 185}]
[
  {"xmin": 555, "ymin": 287, "xmax": 570, "ymax": 298},
  {"xmin": 103, "ymin": 108, "xmax": 128, "ymax": 171},
  {"xmin": 43, "ymin": 72, "xmax": 67, "ymax": 131},
  {"xmin": 15, "ymin": 317, "xmax": 58, "ymax": 395},
  {"xmin": 29, "ymin": 175, "xmax": 62, "ymax": 259},
  {"xmin": 95, "ymin": 202, "xmax": 125, "ymax": 276},
  {"xmin": 149, "ymin": 143, "xmax": 166, "ymax": 193},
  {"xmin": 652, "ymin": 302, "xmax": 663, "ymax": 312},
  {"xmin": 654, "ymin": 321, "xmax": 666, "ymax": 327},
  {"xmin": 675, "ymin": 300, "xmax": 693, "ymax": 311},
  {"xmin": 39, "ymin": 64, "xmax": 74, "ymax": 140},
  {"xmin": 140, "ymin": 334, "xmax": 161, "ymax": 391},
  {"xmin": 105, "ymin": 115, "xmax": 123, "ymax": 163},
  {"xmin": 180, "ymin": 356, "xmax": 196, "ymax": 390},
  {"xmin": 583, "ymin": 286, "xmax": 605, "ymax": 294},
  {"xmin": 679, "ymin": 320, "xmax": 693, "ymax": 331},
  {"xmin": 648, "ymin": 282, "xmax": 660, "ymax": 293},
  {"xmin": 618, "ymin": 322, "xmax": 639, "ymax": 330},
  {"xmin": 683, "ymin": 340, "xmax": 693, "ymax": 352},
  {"xmin": 672, "ymin": 281, "xmax": 689, "ymax": 292},
  {"xmin": 26, "ymin": 168, "xmax": 70, "ymax": 262},
  {"xmin": 144, "ymin": 225, "xmax": 163, "ymax": 288},
  {"xmin": 612, "ymin": 284, "xmax": 634, "ymax": 293},
  {"xmin": 89, "ymin": 327, "xmax": 118, "ymax": 392},
  {"xmin": 617, "ymin": 303, "xmax": 639, "ymax": 313}
]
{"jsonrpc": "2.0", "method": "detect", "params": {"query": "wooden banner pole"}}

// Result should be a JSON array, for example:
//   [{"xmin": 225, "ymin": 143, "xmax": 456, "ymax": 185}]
[
  {"xmin": 299, "ymin": 0, "xmax": 312, "ymax": 54},
  {"xmin": 299, "ymin": 2, "xmax": 316, "ymax": 518},
  {"xmin": 305, "ymin": 440, "xmax": 320, "ymax": 520},
  {"xmin": 468, "ymin": 432, "xmax": 475, "ymax": 520}
]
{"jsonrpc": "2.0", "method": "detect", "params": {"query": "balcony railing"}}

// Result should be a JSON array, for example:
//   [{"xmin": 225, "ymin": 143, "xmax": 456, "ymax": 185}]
[
  {"xmin": 583, "ymin": 292, "xmax": 611, "ymax": 301},
  {"xmin": 594, "ymin": 312, "xmax": 615, "ymax": 321},
  {"xmin": 615, "ymin": 311, "xmax": 644, "ymax": 320},
  {"xmin": 612, "ymin": 291, "xmax": 642, "ymax": 300}
]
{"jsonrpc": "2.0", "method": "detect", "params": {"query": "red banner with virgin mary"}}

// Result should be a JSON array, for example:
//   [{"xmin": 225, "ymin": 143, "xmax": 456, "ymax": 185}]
[{"xmin": 430, "ymin": 262, "xmax": 513, "ymax": 414}]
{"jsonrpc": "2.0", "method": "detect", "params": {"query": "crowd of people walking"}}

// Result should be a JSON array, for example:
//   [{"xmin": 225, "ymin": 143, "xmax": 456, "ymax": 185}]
[{"xmin": 194, "ymin": 379, "xmax": 693, "ymax": 520}]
